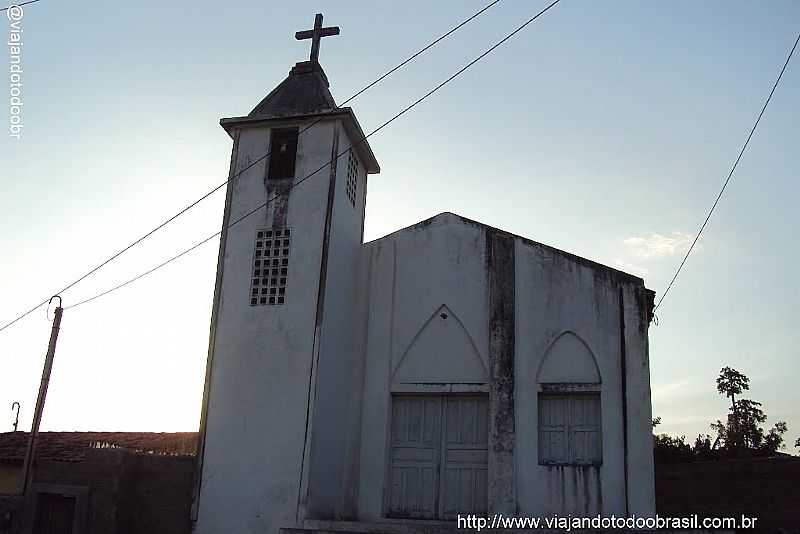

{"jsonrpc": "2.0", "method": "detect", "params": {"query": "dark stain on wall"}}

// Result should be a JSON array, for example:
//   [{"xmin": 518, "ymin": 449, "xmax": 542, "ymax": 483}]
[
  {"xmin": 547, "ymin": 464, "xmax": 602, "ymax": 515},
  {"xmin": 618, "ymin": 286, "xmax": 630, "ymax": 516},
  {"xmin": 265, "ymin": 180, "xmax": 292, "ymax": 229},
  {"xmin": 595, "ymin": 464, "xmax": 603, "ymax": 512},
  {"xmin": 486, "ymin": 229, "xmax": 516, "ymax": 514},
  {"xmin": 425, "ymin": 212, "xmax": 643, "ymax": 284},
  {"xmin": 635, "ymin": 287, "xmax": 656, "ymax": 335}
]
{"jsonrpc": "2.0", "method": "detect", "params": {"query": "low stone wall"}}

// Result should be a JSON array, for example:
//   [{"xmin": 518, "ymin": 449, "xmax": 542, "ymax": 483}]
[
  {"xmin": 2, "ymin": 448, "xmax": 194, "ymax": 534},
  {"xmin": 117, "ymin": 452, "xmax": 194, "ymax": 534},
  {"xmin": 0, "ymin": 496, "xmax": 22, "ymax": 534},
  {"xmin": 655, "ymin": 456, "xmax": 800, "ymax": 530},
  {"xmin": 7, "ymin": 453, "xmax": 799, "ymax": 533}
]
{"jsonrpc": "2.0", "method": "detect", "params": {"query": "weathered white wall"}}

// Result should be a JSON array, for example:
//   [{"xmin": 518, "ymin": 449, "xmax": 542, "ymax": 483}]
[
  {"xmin": 515, "ymin": 238, "xmax": 655, "ymax": 517},
  {"xmin": 303, "ymin": 128, "xmax": 372, "ymax": 520},
  {"xmin": 196, "ymin": 119, "xmax": 337, "ymax": 534},
  {"xmin": 357, "ymin": 214, "xmax": 490, "ymax": 520},
  {"xmin": 621, "ymin": 284, "xmax": 656, "ymax": 516},
  {"xmin": 199, "ymin": 174, "xmax": 655, "ymax": 532},
  {"xmin": 515, "ymin": 241, "xmax": 626, "ymax": 517},
  {"xmin": 392, "ymin": 305, "xmax": 488, "ymax": 384},
  {"xmin": 537, "ymin": 331, "xmax": 602, "ymax": 384},
  {"xmin": 355, "ymin": 214, "xmax": 655, "ymax": 521}
]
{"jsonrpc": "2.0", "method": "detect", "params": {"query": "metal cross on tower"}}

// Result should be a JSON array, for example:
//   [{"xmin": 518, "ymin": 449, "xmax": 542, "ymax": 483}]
[{"xmin": 295, "ymin": 13, "xmax": 340, "ymax": 64}]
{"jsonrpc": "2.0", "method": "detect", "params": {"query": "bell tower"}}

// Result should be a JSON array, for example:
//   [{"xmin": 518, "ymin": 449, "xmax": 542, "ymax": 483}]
[{"xmin": 194, "ymin": 14, "xmax": 380, "ymax": 534}]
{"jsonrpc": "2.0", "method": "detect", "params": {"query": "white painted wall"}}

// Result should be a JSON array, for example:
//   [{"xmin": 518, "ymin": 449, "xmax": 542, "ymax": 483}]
[
  {"xmin": 357, "ymin": 214, "xmax": 490, "ymax": 520},
  {"xmin": 356, "ymin": 213, "xmax": 655, "ymax": 521},
  {"xmin": 621, "ymin": 284, "xmax": 656, "ymax": 516},
  {"xmin": 515, "ymin": 241, "xmax": 626, "ymax": 517},
  {"xmin": 303, "ymin": 128, "xmax": 372, "ymax": 519},
  {"xmin": 196, "ymin": 119, "xmax": 338, "ymax": 534},
  {"xmin": 198, "ymin": 163, "xmax": 655, "ymax": 532}
]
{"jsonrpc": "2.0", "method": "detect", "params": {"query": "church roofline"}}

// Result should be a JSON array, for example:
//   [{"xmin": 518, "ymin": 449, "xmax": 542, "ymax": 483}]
[
  {"xmin": 219, "ymin": 107, "xmax": 380, "ymax": 174},
  {"xmin": 364, "ymin": 211, "xmax": 649, "ymax": 287}
]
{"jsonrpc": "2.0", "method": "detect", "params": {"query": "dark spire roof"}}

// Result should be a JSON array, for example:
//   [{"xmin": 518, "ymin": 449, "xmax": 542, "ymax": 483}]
[
  {"xmin": 221, "ymin": 59, "xmax": 380, "ymax": 174},
  {"xmin": 249, "ymin": 61, "xmax": 336, "ymax": 119}
]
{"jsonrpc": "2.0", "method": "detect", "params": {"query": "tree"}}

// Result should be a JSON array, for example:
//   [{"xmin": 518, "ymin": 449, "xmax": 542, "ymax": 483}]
[
  {"xmin": 761, "ymin": 421, "xmax": 788, "ymax": 455},
  {"xmin": 709, "ymin": 387, "xmax": 787, "ymax": 456},
  {"xmin": 652, "ymin": 416, "xmax": 662, "ymax": 429},
  {"xmin": 693, "ymin": 434, "xmax": 714, "ymax": 460},
  {"xmin": 709, "ymin": 424, "xmax": 725, "ymax": 451},
  {"xmin": 730, "ymin": 399, "xmax": 767, "ymax": 450},
  {"xmin": 716, "ymin": 366, "xmax": 749, "ymax": 409},
  {"xmin": 795, "ymin": 436, "xmax": 800, "ymax": 451},
  {"xmin": 653, "ymin": 368, "xmax": 790, "ymax": 463},
  {"xmin": 653, "ymin": 433, "xmax": 694, "ymax": 464}
]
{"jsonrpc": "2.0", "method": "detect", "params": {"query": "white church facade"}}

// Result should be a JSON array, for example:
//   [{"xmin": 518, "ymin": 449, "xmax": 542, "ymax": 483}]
[{"xmin": 193, "ymin": 15, "xmax": 656, "ymax": 534}]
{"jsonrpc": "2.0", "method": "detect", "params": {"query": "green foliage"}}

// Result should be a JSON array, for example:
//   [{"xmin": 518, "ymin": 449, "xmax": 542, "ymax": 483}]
[
  {"xmin": 712, "ymin": 399, "xmax": 787, "ymax": 456},
  {"xmin": 653, "ymin": 367, "xmax": 790, "ymax": 463},
  {"xmin": 653, "ymin": 433, "xmax": 693, "ymax": 464},
  {"xmin": 692, "ymin": 434, "xmax": 715, "ymax": 461},
  {"xmin": 652, "ymin": 416, "xmax": 661, "ymax": 429},
  {"xmin": 762, "ymin": 421, "xmax": 788, "ymax": 455},
  {"xmin": 716, "ymin": 366, "xmax": 749, "ymax": 407}
]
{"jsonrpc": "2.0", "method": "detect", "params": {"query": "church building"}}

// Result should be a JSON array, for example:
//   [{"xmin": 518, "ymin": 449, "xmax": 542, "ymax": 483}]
[{"xmin": 193, "ymin": 15, "xmax": 656, "ymax": 534}]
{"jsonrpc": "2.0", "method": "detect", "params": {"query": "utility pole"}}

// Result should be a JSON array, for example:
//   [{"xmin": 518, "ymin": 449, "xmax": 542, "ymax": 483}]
[{"xmin": 19, "ymin": 296, "xmax": 63, "ymax": 496}]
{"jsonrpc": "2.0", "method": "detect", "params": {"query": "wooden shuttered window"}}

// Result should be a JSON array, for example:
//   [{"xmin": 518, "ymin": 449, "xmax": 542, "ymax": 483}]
[{"xmin": 538, "ymin": 393, "xmax": 602, "ymax": 466}]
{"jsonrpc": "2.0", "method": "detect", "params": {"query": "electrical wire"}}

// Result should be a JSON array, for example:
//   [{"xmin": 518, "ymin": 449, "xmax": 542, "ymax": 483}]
[
  {"xmin": 65, "ymin": 0, "xmax": 563, "ymax": 310},
  {"xmin": 654, "ymin": 30, "xmax": 800, "ymax": 313},
  {"xmin": 0, "ymin": 0, "xmax": 40, "ymax": 13},
  {"xmin": 0, "ymin": 0, "xmax": 503, "ymax": 332}
]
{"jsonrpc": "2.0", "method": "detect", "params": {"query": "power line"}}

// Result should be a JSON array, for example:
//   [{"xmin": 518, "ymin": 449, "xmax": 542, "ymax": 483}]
[
  {"xmin": 0, "ymin": 0, "xmax": 40, "ymax": 13},
  {"xmin": 66, "ymin": 234, "xmax": 220, "ymax": 310},
  {"xmin": 65, "ymin": 0, "xmax": 563, "ymax": 311},
  {"xmin": 0, "ymin": 0, "xmax": 502, "ymax": 333},
  {"xmin": 654, "ymin": 30, "xmax": 800, "ymax": 313}
]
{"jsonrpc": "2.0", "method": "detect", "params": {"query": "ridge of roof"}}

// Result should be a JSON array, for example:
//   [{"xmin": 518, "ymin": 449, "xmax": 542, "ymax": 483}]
[{"xmin": 364, "ymin": 212, "xmax": 648, "ymax": 286}]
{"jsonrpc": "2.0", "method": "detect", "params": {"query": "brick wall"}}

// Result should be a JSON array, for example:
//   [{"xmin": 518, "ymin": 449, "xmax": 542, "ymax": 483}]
[{"xmin": 656, "ymin": 456, "xmax": 800, "ymax": 529}]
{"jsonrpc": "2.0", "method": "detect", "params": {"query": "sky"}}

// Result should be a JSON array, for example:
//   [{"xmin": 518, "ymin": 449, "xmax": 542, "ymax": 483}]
[{"xmin": 1, "ymin": 0, "xmax": 798, "ymax": 451}]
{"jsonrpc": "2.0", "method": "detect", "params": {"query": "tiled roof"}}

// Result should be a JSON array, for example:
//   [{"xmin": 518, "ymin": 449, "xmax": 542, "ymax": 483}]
[{"xmin": 0, "ymin": 432, "xmax": 198, "ymax": 463}]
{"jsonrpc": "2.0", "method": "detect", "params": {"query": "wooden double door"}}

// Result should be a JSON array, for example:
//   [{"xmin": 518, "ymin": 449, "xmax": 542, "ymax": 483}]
[{"xmin": 387, "ymin": 395, "xmax": 488, "ymax": 519}]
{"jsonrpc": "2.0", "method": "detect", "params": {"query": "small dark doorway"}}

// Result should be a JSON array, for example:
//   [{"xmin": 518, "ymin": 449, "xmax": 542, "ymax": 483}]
[{"xmin": 33, "ymin": 493, "xmax": 76, "ymax": 534}]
